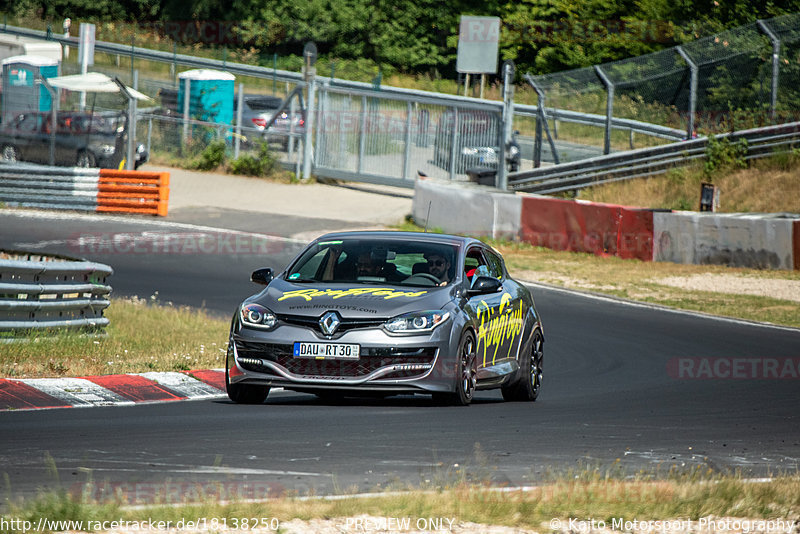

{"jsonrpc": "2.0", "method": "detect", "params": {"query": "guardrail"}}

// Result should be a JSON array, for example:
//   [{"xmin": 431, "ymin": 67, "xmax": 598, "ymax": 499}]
[
  {"xmin": 508, "ymin": 121, "xmax": 800, "ymax": 194},
  {"xmin": 514, "ymin": 104, "xmax": 686, "ymax": 142},
  {"xmin": 0, "ymin": 163, "xmax": 169, "ymax": 216},
  {"xmin": 0, "ymin": 252, "xmax": 112, "ymax": 335}
]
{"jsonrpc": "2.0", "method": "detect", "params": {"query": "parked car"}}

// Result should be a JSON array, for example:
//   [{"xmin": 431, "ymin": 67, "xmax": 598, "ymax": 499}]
[
  {"xmin": 226, "ymin": 231, "xmax": 545, "ymax": 406},
  {"xmin": 0, "ymin": 111, "xmax": 148, "ymax": 169},
  {"xmin": 237, "ymin": 95, "xmax": 305, "ymax": 149},
  {"xmin": 432, "ymin": 109, "xmax": 501, "ymax": 174}
]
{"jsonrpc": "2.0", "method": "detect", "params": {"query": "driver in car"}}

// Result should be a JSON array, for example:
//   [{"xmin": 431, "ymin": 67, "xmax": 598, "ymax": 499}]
[{"xmin": 424, "ymin": 252, "xmax": 452, "ymax": 286}]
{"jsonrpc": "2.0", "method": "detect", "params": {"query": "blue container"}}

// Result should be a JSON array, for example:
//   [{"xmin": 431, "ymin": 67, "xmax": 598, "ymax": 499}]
[
  {"xmin": 1, "ymin": 55, "xmax": 60, "ymax": 123},
  {"xmin": 177, "ymin": 69, "xmax": 235, "ymax": 125}
]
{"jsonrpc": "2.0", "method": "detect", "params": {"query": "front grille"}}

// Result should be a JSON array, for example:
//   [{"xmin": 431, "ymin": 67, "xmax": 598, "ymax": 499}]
[
  {"xmin": 235, "ymin": 340, "xmax": 435, "ymax": 379},
  {"xmin": 276, "ymin": 314, "xmax": 385, "ymax": 336}
]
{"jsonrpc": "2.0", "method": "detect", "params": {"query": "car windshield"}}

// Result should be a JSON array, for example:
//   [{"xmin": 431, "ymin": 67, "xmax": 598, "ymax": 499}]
[{"xmin": 286, "ymin": 238, "xmax": 459, "ymax": 287}]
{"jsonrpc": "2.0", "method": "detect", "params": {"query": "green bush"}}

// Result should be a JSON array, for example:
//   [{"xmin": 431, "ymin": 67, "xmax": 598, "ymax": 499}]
[
  {"xmin": 193, "ymin": 140, "xmax": 227, "ymax": 171},
  {"xmin": 229, "ymin": 142, "xmax": 277, "ymax": 177},
  {"xmin": 704, "ymin": 134, "xmax": 748, "ymax": 177}
]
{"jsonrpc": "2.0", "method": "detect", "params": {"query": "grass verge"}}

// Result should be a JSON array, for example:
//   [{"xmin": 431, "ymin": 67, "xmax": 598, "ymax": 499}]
[
  {"xmin": 1, "ymin": 296, "xmax": 229, "ymax": 379},
  {"xmin": 1, "ymin": 473, "xmax": 798, "ymax": 533}
]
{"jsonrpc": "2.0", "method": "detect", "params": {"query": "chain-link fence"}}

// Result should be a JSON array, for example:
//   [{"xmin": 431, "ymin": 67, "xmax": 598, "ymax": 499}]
[{"xmin": 526, "ymin": 13, "xmax": 800, "ymax": 163}]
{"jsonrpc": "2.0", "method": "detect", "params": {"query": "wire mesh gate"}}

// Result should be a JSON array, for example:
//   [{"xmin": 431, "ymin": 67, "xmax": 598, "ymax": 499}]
[{"xmin": 313, "ymin": 84, "xmax": 504, "ymax": 188}]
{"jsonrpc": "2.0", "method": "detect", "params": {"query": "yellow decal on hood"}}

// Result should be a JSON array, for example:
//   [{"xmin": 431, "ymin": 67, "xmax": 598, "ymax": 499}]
[
  {"xmin": 476, "ymin": 293, "xmax": 523, "ymax": 366},
  {"xmin": 278, "ymin": 288, "xmax": 428, "ymax": 302}
]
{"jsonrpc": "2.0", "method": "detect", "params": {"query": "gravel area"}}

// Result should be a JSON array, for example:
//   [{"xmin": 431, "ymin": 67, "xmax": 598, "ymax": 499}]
[{"xmin": 655, "ymin": 274, "xmax": 800, "ymax": 303}]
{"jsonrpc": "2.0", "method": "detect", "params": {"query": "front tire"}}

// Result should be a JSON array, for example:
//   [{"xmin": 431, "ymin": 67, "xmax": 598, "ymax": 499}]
[
  {"xmin": 434, "ymin": 331, "xmax": 477, "ymax": 406},
  {"xmin": 502, "ymin": 330, "xmax": 543, "ymax": 402},
  {"xmin": 226, "ymin": 351, "xmax": 269, "ymax": 404}
]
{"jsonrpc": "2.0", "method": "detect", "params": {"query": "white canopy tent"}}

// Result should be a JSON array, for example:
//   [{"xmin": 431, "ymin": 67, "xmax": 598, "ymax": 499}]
[
  {"xmin": 46, "ymin": 72, "xmax": 151, "ymax": 101},
  {"xmin": 39, "ymin": 72, "xmax": 152, "ymax": 169}
]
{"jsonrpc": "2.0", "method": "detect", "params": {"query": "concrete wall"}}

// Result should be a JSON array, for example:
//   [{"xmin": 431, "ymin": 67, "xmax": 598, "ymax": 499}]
[
  {"xmin": 412, "ymin": 177, "xmax": 800, "ymax": 270},
  {"xmin": 654, "ymin": 212, "xmax": 799, "ymax": 270},
  {"xmin": 413, "ymin": 178, "xmax": 521, "ymax": 240}
]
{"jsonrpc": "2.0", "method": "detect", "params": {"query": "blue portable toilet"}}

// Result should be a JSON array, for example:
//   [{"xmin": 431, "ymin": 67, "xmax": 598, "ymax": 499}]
[
  {"xmin": 177, "ymin": 69, "xmax": 235, "ymax": 125},
  {"xmin": 1, "ymin": 55, "xmax": 60, "ymax": 124}
]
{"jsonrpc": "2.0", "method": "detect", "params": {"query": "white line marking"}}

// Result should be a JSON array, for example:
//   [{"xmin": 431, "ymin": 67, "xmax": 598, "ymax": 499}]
[
  {"xmin": 1, "ymin": 208, "xmax": 306, "ymax": 245},
  {"xmin": 525, "ymin": 280, "xmax": 800, "ymax": 333},
  {"xmin": 18, "ymin": 378, "xmax": 132, "ymax": 407},
  {"xmin": 137, "ymin": 372, "xmax": 225, "ymax": 398}
]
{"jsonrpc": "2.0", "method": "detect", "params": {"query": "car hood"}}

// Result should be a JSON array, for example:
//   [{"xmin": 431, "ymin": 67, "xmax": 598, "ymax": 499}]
[{"xmin": 251, "ymin": 279, "xmax": 454, "ymax": 318}]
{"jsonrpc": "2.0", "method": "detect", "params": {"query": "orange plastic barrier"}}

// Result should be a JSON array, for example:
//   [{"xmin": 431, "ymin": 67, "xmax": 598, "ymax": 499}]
[
  {"xmin": 97, "ymin": 170, "xmax": 169, "ymax": 216},
  {"xmin": 520, "ymin": 196, "xmax": 654, "ymax": 261}
]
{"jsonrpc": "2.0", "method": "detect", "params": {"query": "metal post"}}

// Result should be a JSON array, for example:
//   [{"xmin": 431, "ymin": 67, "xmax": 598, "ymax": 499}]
[
  {"xmin": 127, "ymin": 70, "xmax": 139, "ymax": 170},
  {"xmin": 480, "ymin": 74, "xmax": 486, "ymax": 100},
  {"xmin": 358, "ymin": 95, "xmax": 367, "ymax": 173},
  {"xmin": 39, "ymin": 77, "xmax": 57, "ymax": 166},
  {"xmin": 464, "ymin": 74, "xmax": 470, "ymax": 97},
  {"xmin": 288, "ymin": 94, "xmax": 296, "ymax": 157},
  {"xmin": 147, "ymin": 117, "xmax": 152, "ymax": 156},
  {"xmin": 402, "ymin": 101, "xmax": 413, "ymax": 180},
  {"xmin": 234, "ymin": 83, "xmax": 243, "ymax": 159},
  {"xmin": 112, "ymin": 77, "xmax": 136, "ymax": 170},
  {"xmin": 130, "ymin": 33, "xmax": 135, "ymax": 84},
  {"xmin": 676, "ymin": 46, "xmax": 698, "ymax": 139},
  {"xmin": 448, "ymin": 108, "xmax": 459, "ymax": 180},
  {"xmin": 303, "ymin": 77, "xmax": 317, "ymax": 180},
  {"xmin": 182, "ymin": 76, "xmax": 190, "ymax": 145},
  {"xmin": 530, "ymin": 80, "xmax": 560, "ymax": 168},
  {"xmin": 757, "ymin": 19, "xmax": 780, "ymax": 121},
  {"xmin": 498, "ymin": 61, "xmax": 514, "ymax": 189},
  {"xmin": 594, "ymin": 66, "xmax": 614, "ymax": 155},
  {"xmin": 273, "ymin": 53, "xmax": 277, "ymax": 95}
]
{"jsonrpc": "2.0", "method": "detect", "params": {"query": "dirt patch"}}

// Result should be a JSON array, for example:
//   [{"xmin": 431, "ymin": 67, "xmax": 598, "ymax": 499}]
[{"xmin": 654, "ymin": 274, "xmax": 800, "ymax": 303}]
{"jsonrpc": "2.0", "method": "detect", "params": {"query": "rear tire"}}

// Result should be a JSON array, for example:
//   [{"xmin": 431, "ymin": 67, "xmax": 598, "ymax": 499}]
[
  {"xmin": 1, "ymin": 145, "xmax": 19, "ymax": 163},
  {"xmin": 502, "ymin": 330, "xmax": 543, "ymax": 402},
  {"xmin": 76, "ymin": 150, "xmax": 96, "ymax": 168},
  {"xmin": 226, "ymin": 353, "xmax": 269, "ymax": 404}
]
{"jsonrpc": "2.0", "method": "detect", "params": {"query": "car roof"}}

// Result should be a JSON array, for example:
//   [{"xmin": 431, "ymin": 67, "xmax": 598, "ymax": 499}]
[{"xmin": 311, "ymin": 230, "xmax": 482, "ymax": 249}]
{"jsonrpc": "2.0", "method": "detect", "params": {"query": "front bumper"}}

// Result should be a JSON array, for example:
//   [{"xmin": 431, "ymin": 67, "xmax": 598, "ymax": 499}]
[{"xmin": 228, "ymin": 322, "xmax": 459, "ymax": 394}]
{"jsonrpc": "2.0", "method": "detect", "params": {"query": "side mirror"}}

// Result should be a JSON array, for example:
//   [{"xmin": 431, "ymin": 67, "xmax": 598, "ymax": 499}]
[
  {"xmin": 250, "ymin": 268, "xmax": 274, "ymax": 285},
  {"xmin": 467, "ymin": 276, "xmax": 502, "ymax": 296}
]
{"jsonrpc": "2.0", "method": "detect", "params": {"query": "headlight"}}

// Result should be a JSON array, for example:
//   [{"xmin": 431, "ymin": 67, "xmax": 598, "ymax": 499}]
[
  {"xmin": 240, "ymin": 303, "xmax": 277, "ymax": 330},
  {"xmin": 461, "ymin": 147, "xmax": 479, "ymax": 156},
  {"xmin": 99, "ymin": 144, "xmax": 116, "ymax": 154},
  {"xmin": 384, "ymin": 311, "xmax": 450, "ymax": 334}
]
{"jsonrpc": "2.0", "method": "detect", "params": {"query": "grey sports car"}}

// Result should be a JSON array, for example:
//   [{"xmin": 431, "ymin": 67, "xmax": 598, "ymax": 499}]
[{"xmin": 226, "ymin": 231, "xmax": 544, "ymax": 406}]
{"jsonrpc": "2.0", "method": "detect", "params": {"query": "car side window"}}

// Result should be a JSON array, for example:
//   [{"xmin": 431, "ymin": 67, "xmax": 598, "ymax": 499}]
[
  {"xmin": 464, "ymin": 247, "xmax": 488, "ymax": 284},
  {"xmin": 484, "ymin": 250, "xmax": 505, "ymax": 280}
]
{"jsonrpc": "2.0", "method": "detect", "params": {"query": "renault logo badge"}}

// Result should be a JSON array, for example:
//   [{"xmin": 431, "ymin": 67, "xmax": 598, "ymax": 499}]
[{"xmin": 319, "ymin": 311, "xmax": 341, "ymax": 336}]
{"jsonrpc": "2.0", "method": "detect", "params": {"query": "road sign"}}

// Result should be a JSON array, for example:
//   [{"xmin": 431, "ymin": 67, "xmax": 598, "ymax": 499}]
[
  {"xmin": 456, "ymin": 16, "xmax": 500, "ymax": 74},
  {"xmin": 78, "ymin": 22, "xmax": 96, "ymax": 67}
]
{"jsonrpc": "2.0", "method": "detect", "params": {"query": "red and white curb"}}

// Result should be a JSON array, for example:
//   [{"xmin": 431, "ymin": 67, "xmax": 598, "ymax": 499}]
[{"xmin": 0, "ymin": 370, "xmax": 226, "ymax": 411}]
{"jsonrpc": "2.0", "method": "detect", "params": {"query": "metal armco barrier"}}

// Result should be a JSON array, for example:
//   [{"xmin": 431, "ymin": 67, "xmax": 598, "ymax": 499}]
[
  {"xmin": 0, "ymin": 163, "xmax": 169, "ymax": 216},
  {"xmin": 0, "ymin": 253, "xmax": 113, "ymax": 334},
  {"xmin": 508, "ymin": 121, "xmax": 800, "ymax": 194}
]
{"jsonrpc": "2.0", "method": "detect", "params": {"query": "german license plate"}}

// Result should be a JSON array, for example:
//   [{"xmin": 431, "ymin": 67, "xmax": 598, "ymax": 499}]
[{"xmin": 293, "ymin": 342, "xmax": 360, "ymax": 360}]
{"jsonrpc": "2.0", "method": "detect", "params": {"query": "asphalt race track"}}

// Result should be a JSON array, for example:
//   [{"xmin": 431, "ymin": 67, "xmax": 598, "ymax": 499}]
[{"xmin": 1, "ymin": 210, "xmax": 799, "ymax": 502}]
